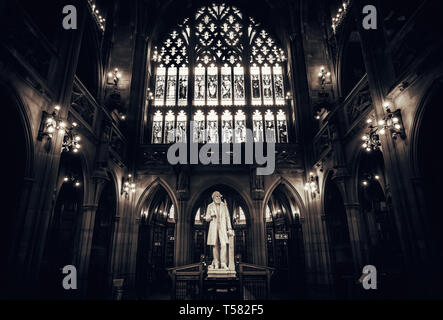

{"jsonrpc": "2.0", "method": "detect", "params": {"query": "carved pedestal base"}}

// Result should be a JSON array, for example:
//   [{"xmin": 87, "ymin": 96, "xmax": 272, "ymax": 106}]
[{"xmin": 207, "ymin": 269, "xmax": 237, "ymax": 278}]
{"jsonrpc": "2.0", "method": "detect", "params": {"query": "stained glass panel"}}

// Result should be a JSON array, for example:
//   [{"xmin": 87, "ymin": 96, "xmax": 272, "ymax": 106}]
[
  {"xmin": 207, "ymin": 110, "xmax": 218, "ymax": 143},
  {"xmin": 253, "ymin": 110, "xmax": 264, "ymax": 142},
  {"xmin": 273, "ymin": 66, "xmax": 285, "ymax": 105},
  {"xmin": 166, "ymin": 67, "xmax": 177, "ymax": 106},
  {"xmin": 178, "ymin": 67, "xmax": 188, "ymax": 106},
  {"xmin": 221, "ymin": 66, "xmax": 232, "ymax": 105},
  {"xmin": 233, "ymin": 65, "xmax": 245, "ymax": 105},
  {"xmin": 154, "ymin": 67, "xmax": 166, "ymax": 106},
  {"xmin": 164, "ymin": 111, "xmax": 175, "ymax": 144},
  {"xmin": 262, "ymin": 65, "xmax": 273, "ymax": 105},
  {"xmin": 234, "ymin": 110, "xmax": 246, "ymax": 143},
  {"xmin": 193, "ymin": 110, "xmax": 206, "ymax": 143},
  {"xmin": 265, "ymin": 109, "xmax": 275, "ymax": 143},
  {"xmin": 194, "ymin": 66, "xmax": 206, "ymax": 106},
  {"xmin": 207, "ymin": 64, "xmax": 218, "ymax": 106},
  {"xmin": 176, "ymin": 110, "xmax": 187, "ymax": 142},
  {"xmin": 222, "ymin": 110, "xmax": 233, "ymax": 143},
  {"xmin": 277, "ymin": 109, "xmax": 288, "ymax": 143},
  {"xmin": 152, "ymin": 111, "xmax": 163, "ymax": 144},
  {"xmin": 251, "ymin": 66, "xmax": 261, "ymax": 105}
]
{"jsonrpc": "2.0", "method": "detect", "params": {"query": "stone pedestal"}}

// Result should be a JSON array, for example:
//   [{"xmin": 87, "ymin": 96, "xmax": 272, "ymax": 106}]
[
  {"xmin": 204, "ymin": 277, "xmax": 240, "ymax": 300},
  {"xmin": 207, "ymin": 269, "xmax": 237, "ymax": 278}
]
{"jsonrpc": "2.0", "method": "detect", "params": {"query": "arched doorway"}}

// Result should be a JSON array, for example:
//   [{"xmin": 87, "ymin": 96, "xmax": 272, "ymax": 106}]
[
  {"xmin": 136, "ymin": 184, "xmax": 176, "ymax": 299},
  {"xmin": 324, "ymin": 176, "xmax": 354, "ymax": 299},
  {"xmin": 416, "ymin": 82, "xmax": 443, "ymax": 296},
  {"xmin": 191, "ymin": 185, "xmax": 250, "ymax": 265},
  {"xmin": 40, "ymin": 152, "xmax": 84, "ymax": 298},
  {"xmin": 87, "ymin": 178, "xmax": 117, "ymax": 298},
  {"xmin": 1, "ymin": 87, "xmax": 29, "ymax": 297},
  {"xmin": 265, "ymin": 184, "xmax": 305, "ymax": 298},
  {"xmin": 357, "ymin": 150, "xmax": 404, "ymax": 297}
]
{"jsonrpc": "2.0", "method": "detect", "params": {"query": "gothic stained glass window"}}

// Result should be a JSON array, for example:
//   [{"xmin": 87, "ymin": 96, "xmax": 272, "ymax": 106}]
[
  {"xmin": 222, "ymin": 110, "xmax": 233, "ymax": 143},
  {"xmin": 234, "ymin": 110, "xmax": 246, "ymax": 143},
  {"xmin": 207, "ymin": 64, "xmax": 218, "ymax": 106},
  {"xmin": 166, "ymin": 67, "xmax": 177, "ymax": 106},
  {"xmin": 152, "ymin": 111, "xmax": 163, "ymax": 144},
  {"xmin": 178, "ymin": 67, "xmax": 188, "ymax": 106},
  {"xmin": 273, "ymin": 66, "xmax": 285, "ymax": 105},
  {"xmin": 253, "ymin": 110, "xmax": 264, "ymax": 142},
  {"xmin": 221, "ymin": 65, "xmax": 232, "ymax": 105},
  {"xmin": 154, "ymin": 67, "xmax": 166, "ymax": 106},
  {"xmin": 176, "ymin": 110, "xmax": 187, "ymax": 142},
  {"xmin": 150, "ymin": 3, "xmax": 290, "ymax": 145},
  {"xmin": 194, "ymin": 66, "xmax": 205, "ymax": 106},
  {"xmin": 265, "ymin": 109, "xmax": 276, "ymax": 143},
  {"xmin": 207, "ymin": 110, "xmax": 218, "ymax": 143},
  {"xmin": 164, "ymin": 110, "xmax": 175, "ymax": 144},
  {"xmin": 193, "ymin": 110, "xmax": 206, "ymax": 143},
  {"xmin": 277, "ymin": 109, "xmax": 288, "ymax": 143}
]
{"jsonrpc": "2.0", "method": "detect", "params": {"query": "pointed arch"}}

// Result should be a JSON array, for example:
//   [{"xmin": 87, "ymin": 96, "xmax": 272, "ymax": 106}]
[
  {"xmin": 135, "ymin": 177, "xmax": 179, "ymax": 221},
  {"xmin": 262, "ymin": 177, "xmax": 306, "ymax": 220}
]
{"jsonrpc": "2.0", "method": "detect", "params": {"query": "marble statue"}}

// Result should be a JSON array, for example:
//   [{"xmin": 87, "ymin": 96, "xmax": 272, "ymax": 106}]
[{"xmin": 205, "ymin": 191, "xmax": 235, "ymax": 273}]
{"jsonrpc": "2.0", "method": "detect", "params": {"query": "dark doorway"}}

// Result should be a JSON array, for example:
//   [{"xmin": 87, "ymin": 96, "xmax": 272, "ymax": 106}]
[
  {"xmin": 136, "ymin": 185, "xmax": 176, "ymax": 299},
  {"xmin": 418, "ymin": 84, "xmax": 443, "ymax": 297},
  {"xmin": 265, "ymin": 184, "xmax": 305, "ymax": 299},
  {"xmin": 1, "ymin": 88, "xmax": 28, "ymax": 297},
  {"xmin": 88, "ymin": 179, "xmax": 117, "ymax": 299},
  {"xmin": 324, "ymin": 177, "xmax": 354, "ymax": 299},
  {"xmin": 39, "ymin": 152, "xmax": 83, "ymax": 299}
]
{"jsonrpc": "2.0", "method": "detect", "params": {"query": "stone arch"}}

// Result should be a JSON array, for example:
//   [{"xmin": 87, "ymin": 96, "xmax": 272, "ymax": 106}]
[
  {"xmin": 262, "ymin": 177, "xmax": 306, "ymax": 221},
  {"xmin": 135, "ymin": 177, "xmax": 179, "ymax": 222},
  {"xmin": 335, "ymin": 17, "xmax": 367, "ymax": 99},
  {"xmin": 0, "ymin": 82, "xmax": 35, "ymax": 293},
  {"xmin": 135, "ymin": 177, "xmax": 178, "ymax": 298},
  {"xmin": 186, "ymin": 176, "xmax": 254, "ymax": 224},
  {"xmin": 188, "ymin": 183, "xmax": 253, "ymax": 264}
]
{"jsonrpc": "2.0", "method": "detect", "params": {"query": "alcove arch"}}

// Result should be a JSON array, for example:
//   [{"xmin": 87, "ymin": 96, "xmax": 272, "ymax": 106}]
[
  {"xmin": 136, "ymin": 182, "xmax": 177, "ymax": 299},
  {"xmin": 39, "ymin": 151, "xmax": 85, "ymax": 298},
  {"xmin": 190, "ymin": 184, "xmax": 251, "ymax": 265},
  {"xmin": 323, "ymin": 173, "xmax": 353, "ymax": 299},
  {"xmin": 264, "ymin": 183, "xmax": 306, "ymax": 299}
]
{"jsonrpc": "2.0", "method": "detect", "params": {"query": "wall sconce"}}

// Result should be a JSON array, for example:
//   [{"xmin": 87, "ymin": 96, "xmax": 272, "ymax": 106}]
[
  {"xmin": 361, "ymin": 105, "xmax": 405, "ymax": 152},
  {"xmin": 38, "ymin": 105, "xmax": 62, "ymax": 141},
  {"xmin": 147, "ymin": 88, "xmax": 154, "ymax": 101},
  {"xmin": 361, "ymin": 173, "xmax": 381, "ymax": 188},
  {"xmin": 331, "ymin": 1, "xmax": 350, "ymax": 34},
  {"xmin": 318, "ymin": 66, "xmax": 331, "ymax": 91},
  {"xmin": 152, "ymin": 46, "xmax": 159, "ymax": 63},
  {"xmin": 107, "ymin": 68, "xmax": 122, "ymax": 86},
  {"xmin": 304, "ymin": 172, "xmax": 320, "ymax": 199},
  {"xmin": 141, "ymin": 210, "xmax": 148, "ymax": 219},
  {"xmin": 383, "ymin": 104, "xmax": 406, "ymax": 140},
  {"xmin": 63, "ymin": 175, "xmax": 82, "ymax": 187},
  {"xmin": 285, "ymin": 91, "xmax": 291, "ymax": 101},
  {"xmin": 89, "ymin": 1, "xmax": 106, "ymax": 32},
  {"xmin": 38, "ymin": 106, "xmax": 82, "ymax": 153},
  {"xmin": 122, "ymin": 174, "xmax": 136, "ymax": 198},
  {"xmin": 61, "ymin": 122, "xmax": 82, "ymax": 153}
]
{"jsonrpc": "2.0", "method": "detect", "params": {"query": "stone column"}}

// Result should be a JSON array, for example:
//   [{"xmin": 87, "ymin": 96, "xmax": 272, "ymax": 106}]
[{"xmin": 73, "ymin": 173, "xmax": 108, "ymax": 296}]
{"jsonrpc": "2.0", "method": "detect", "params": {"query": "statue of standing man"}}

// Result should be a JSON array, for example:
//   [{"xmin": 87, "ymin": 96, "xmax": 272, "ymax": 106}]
[{"xmin": 205, "ymin": 191, "xmax": 234, "ymax": 270}]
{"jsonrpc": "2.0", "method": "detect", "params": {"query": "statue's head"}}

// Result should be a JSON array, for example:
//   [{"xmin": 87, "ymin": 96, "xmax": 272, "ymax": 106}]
[{"xmin": 212, "ymin": 191, "xmax": 222, "ymax": 204}]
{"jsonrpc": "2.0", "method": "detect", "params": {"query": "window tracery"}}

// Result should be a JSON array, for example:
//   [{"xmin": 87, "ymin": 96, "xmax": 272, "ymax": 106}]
[{"xmin": 149, "ymin": 3, "xmax": 289, "ymax": 145}]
